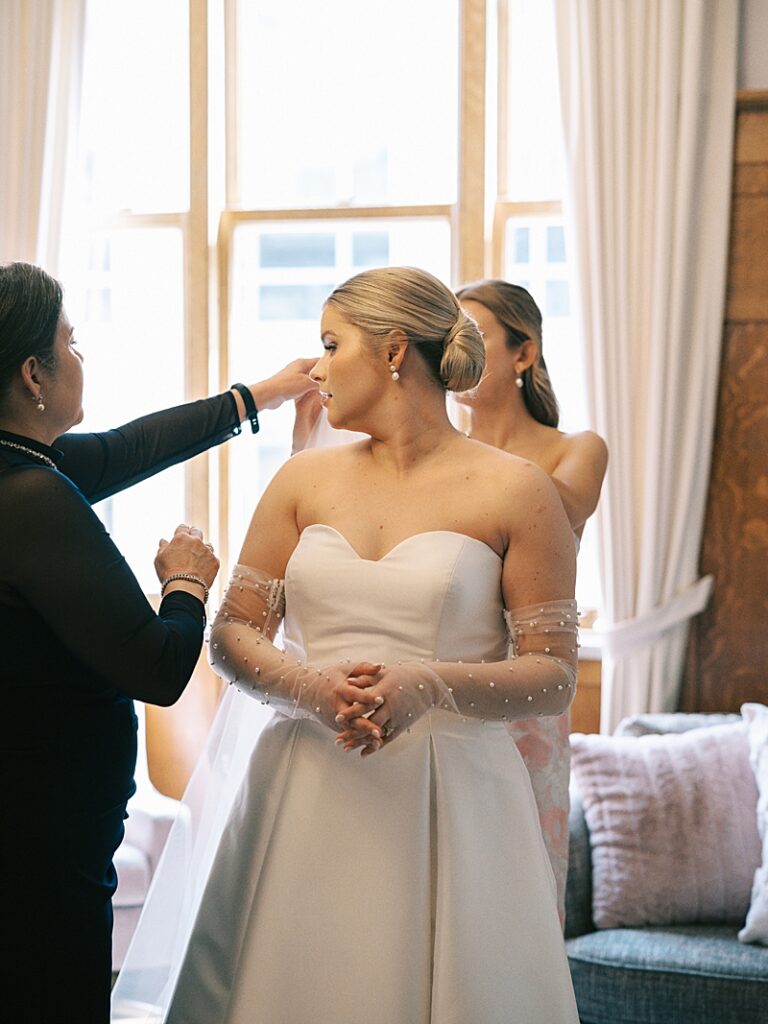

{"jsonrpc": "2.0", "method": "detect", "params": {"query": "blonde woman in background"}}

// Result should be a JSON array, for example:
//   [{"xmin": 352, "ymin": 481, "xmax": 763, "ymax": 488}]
[
  {"xmin": 119, "ymin": 267, "xmax": 581, "ymax": 1023},
  {"xmin": 456, "ymin": 278, "xmax": 608, "ymax": 922}
]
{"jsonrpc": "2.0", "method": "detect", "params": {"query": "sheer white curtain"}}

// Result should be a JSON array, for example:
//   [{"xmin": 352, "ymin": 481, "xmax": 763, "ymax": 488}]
[
  {"xmin": 0, "ymin": 0, "xmax": 85, "ymax": 269},
  {"xmin": 553, "ymin": 0, "xmax": 739, "ymax": 731}
]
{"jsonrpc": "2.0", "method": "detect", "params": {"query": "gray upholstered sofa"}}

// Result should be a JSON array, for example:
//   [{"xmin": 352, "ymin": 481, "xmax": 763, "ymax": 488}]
[{"xmin": 564, "ymin": 713, "xmax": 768, "ymax": 1024}]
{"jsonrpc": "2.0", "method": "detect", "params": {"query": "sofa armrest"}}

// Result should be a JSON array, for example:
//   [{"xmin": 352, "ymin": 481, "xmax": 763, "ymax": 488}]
[
  {"xmin": 564, "ymin": 784, "xmax": 595, "ymax": 938},
  {"xmin": 123, "ymin": 789, "xmax": 180, "ymax": 874},
  {"xmin": 614, "ymin": 711, "xmax": 741, "ymax": 737}
]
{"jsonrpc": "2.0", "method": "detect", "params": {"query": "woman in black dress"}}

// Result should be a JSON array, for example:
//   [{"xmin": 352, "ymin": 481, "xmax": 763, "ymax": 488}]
[{"xmin": 0, "ymin": 262, "xmax": 314, "ymax": 1023}]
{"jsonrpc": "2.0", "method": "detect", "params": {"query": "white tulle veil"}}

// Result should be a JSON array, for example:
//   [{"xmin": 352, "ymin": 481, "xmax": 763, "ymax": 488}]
[{"xmin": 110, "ymin": 689, "xmax": 274, "ymax": 1022}]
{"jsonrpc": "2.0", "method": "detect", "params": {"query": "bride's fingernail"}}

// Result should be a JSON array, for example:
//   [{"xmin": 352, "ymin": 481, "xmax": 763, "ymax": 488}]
[
  {"xmin": 374, "ymin": 696, "xmax": 385, "ymax": 704},
  {"xmin": 334, "ymin": 713, "xmax": 344, "ymax": 723},
  {"xmin": 371, "ymin": 729, "xmax": 381, "ymax": 738}
]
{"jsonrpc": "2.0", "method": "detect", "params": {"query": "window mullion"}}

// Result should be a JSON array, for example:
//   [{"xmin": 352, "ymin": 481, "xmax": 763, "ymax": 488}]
[
  {"xmin": 224, "ymin": 0, "xmax": 239, "ymax": 208},
  {"xmin": 185, "ymin": 0, "xmax": 210, "ymax": 536},
  {"xmin": 454, "ymin": 0, "xmax": 487, "ymax": 285}
]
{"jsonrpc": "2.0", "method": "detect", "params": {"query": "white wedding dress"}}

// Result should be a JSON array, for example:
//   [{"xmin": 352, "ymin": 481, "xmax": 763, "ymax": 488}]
[{"xmin": 118, "ymin": 525, "xmax": 579, "ymax": 1023}]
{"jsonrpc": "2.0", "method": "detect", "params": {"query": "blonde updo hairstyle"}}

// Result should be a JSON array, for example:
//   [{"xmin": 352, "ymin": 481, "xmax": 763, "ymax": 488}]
[
  {"xmin": 326, "ymin": 266, "xmax": 485, "ymax": 393},
  {"xmin": 457, "ymin": 279, "xmax": 560, "ymax": 428}
]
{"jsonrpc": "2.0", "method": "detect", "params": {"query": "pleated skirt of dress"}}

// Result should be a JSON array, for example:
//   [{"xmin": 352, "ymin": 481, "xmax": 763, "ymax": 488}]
[{"xmin": 165, "ymin": 710, "xmax": 579, "ymax": 1024}]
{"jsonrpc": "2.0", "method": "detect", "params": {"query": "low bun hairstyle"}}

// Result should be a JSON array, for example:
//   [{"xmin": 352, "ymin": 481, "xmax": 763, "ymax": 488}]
[
  {"xmin": 440, "ymin": 309, "xmax": 487, "ymax": 393},
  {"xmin": 456, "ymin": 279, "xmax": 559, "ymax": 428},
  {"xmin": 326, "ymin": 266, "xmax": 485, "ymax": 393},
  {"xmin": 0, "ymin": 262, "xmax": 63, "ymax": 409}
]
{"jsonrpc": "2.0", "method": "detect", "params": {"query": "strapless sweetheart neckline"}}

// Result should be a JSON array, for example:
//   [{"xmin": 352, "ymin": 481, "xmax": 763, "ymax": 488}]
[{"xmin": 297, "ymin": 522, "xmax": 502, "ymax": 564}]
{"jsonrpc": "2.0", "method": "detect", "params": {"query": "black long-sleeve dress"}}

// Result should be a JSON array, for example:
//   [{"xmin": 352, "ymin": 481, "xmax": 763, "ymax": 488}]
[{"xmin": 0, "ymin": 393, "xmax": 244, "ymax": 1023}]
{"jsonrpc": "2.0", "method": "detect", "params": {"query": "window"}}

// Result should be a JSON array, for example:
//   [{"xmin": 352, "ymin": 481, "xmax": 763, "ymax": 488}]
[
  {"xmin": 60, "ymin": 0, "xmax": 599, "ymax": 614},
  {"xmin": 59, "ymin": 0, "xmax": 203, "ymax": 593},
  {"xmin": 234, "ymin": 0, "xmax": 458, "ymax": 209}
]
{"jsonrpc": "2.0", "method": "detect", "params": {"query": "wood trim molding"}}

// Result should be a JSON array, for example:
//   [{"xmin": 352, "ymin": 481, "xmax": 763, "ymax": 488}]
[
  {"xmin": 185, "ymin": 0, "xmax": 210, "ymax": 533},
  {"xmin": 454, "ymin": 0, "xmax": 487, "ymax": 284},
  {"xmin": 224, "ymin": 0, "xmax": 239, "ymax": 206},
  {"xmin": 736, "ymin": 90, "xmax": 768, "ymax": 111},
  {"xmin": 222, "ymin": 205, "xmax": 453, "ymax": 223},
  {"xmin": 215, "ymin": 212, "xmax": 233, "ymax": 583},
  {"xmin": 496, "ymin": 0, "xmax": 509, "ymax": 202}
]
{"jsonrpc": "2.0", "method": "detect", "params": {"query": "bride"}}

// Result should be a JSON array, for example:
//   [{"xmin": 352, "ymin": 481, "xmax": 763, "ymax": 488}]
[{"xmin": 113, "ymin": 266, "xmax": 580, "ymax": 1023}]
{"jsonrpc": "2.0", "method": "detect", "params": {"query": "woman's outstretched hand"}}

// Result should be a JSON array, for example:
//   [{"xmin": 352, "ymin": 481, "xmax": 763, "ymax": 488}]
[{"xmin": 248, "ymin": 357, "xmax": 317, "ymax": 411}]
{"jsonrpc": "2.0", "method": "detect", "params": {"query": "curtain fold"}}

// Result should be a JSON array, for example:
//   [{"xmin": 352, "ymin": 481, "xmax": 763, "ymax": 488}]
[
  {"xmin": 554, "ymin": 0, "xmax": 739, "ymax": 731},
  {"xmin": 0, "ymin": 0, "xmax": 86, "ymax": 270}
]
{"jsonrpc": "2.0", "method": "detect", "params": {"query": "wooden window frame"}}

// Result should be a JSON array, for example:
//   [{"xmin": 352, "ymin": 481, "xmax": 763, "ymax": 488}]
[{"xmin": 179, "ymin": 0, "xmax": 568, "ymax": 572}]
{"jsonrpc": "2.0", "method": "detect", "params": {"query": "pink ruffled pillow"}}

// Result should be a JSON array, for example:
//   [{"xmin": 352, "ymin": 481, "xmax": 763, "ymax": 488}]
[
  {"xmin": 738, "ymin": 703, "xmax": 768, "ymax": 945},
  {"xmin": 570, "ymin": 722, "xmax": 762, "ymax": 929}
]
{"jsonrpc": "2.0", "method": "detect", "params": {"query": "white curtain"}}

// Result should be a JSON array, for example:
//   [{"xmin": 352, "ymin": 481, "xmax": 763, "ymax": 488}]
[
  {"xmin": 553, "ymin": 0, "xmax": 739, "ymax": 732},
  {"xmin": 0, "ymin": 0, "xmax": 86, "ymax": 270}
]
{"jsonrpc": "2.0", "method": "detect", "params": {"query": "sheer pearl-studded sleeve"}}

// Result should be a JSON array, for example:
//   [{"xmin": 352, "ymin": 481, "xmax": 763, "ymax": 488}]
[
  {"xmin": 209, "ymin": 564, "xmax": 383, "ymax": 731},
  {"xmin": 338, "ymin": 599, "xmax": 578, "ymax": 747},
  {"xmin": 440, "ymin": 599, "xmax": 578, "ymax": 721}
]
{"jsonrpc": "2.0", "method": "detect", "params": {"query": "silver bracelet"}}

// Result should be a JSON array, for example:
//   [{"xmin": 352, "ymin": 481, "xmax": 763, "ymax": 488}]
[{"xmin": 161, "ymin": 573, "xmax": 209, "ymax": 603}]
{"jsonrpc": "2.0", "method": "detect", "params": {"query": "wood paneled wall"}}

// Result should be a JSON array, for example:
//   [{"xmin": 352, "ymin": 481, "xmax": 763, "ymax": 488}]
[
  {"xmin": 681, "ymin": 92, "xmax": 768, "ymax": 712},
  {"xmin": 571, "ymin": 658, "xmax": 601, "ymax": 733}
]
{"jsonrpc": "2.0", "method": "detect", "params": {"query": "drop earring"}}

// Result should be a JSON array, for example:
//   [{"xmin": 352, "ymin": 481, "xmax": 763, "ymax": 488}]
[
  {"xmin": 390, "ymin": 364, "xmax": 400, "ymax": 382},
  {"xmin": 36, "ymin": 393, "xmax": 45, "ymax": 411},
  {"xmin": 515, "ymin": 374, "xmax": 524, "ymax": 390}
]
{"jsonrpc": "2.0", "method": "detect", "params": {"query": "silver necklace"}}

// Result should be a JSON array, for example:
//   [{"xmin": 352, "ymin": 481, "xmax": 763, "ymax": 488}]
[{"xmin": 0, "ymin": 438, "xmax": 57, "ymax": 470}]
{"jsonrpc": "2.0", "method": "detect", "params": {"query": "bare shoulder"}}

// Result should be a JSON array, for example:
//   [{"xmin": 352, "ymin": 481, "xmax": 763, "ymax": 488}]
[
  {"xmin": 272, "ymin": 440, "xmax": 368, "ymax": 486},
  {"xmin": 467, "ymin": 435, "xmax": 554, "ymax": 479},
  {"xmin": 464, "ymin": 437, "xmax": 562, "ymax": 515},
  {"xmin": 558, "ymin": 429, "xmax": 608, "ymax": 467},
  {"xmin": 479, "ymin": 446, "xmax": 575, "ymax": 590},
  {"xmin": 547, "ymin": 431, "xmax": 609, "ymax": 491},
  {"xmin": 498, "ymin": 452, "xmax": 562, "ymax": 508}
]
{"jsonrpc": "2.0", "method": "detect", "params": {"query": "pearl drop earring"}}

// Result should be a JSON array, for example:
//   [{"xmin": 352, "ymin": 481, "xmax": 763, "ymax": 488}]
[
  {"xmin": 390, "ymin": 364, "xmax": 400, "ymax": 382},
  {"xmin": 515, "ymin": 375, "xmax": 524, "ymax": 390},
  {"xmin": 36, "ymin": 393, "xmax": 45, "ymax": 411}
]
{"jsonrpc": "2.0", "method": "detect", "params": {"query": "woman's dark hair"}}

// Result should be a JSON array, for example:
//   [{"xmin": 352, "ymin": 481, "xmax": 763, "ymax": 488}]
[
  {"xmin": 0, "ymin": 262, "xmax": 63, "ymax": 407},
  {"xmin": 456, "ymin": 279, "xmax": 560, "ymax": 428}
]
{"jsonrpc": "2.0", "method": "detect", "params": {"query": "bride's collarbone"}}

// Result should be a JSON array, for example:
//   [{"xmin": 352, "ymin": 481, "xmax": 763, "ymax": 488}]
[{"xmin": 298, "ymin": 463, "xmax": 510, "ymax": 559}]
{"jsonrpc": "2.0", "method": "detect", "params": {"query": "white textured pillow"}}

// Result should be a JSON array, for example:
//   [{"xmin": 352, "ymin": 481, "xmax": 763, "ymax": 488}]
[
  {"xmin": 570, "ymin": 722, "xmax": 761, "ymax": 929},
  {"xmin": 738, "ymin": 703, "xmax": 768, "ymax": 945}
]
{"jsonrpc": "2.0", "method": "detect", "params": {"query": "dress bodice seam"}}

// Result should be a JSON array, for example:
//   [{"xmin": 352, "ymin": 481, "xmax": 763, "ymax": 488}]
[{"xmin": 430, "ymin": 537, "xmax": 475, "ymax": 664}]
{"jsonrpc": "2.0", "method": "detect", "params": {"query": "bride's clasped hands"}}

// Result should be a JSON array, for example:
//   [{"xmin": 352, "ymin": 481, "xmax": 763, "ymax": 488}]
[
  {"xmin": 301, "ymin": 659, "xmax": 388, "ymax": 739},
  {"xmin": 335, "ymin": 661, "xmax": 454, "ymax": 755},
  {"xmin": 333, "ymin": 595, "xmax": 580, "ymax": 756}
]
